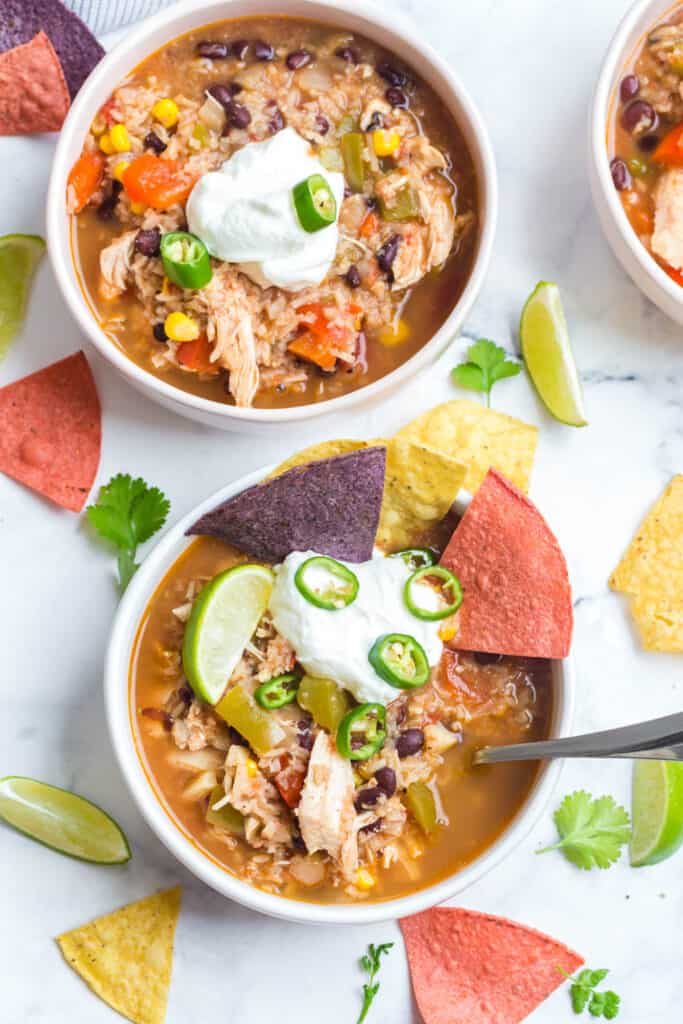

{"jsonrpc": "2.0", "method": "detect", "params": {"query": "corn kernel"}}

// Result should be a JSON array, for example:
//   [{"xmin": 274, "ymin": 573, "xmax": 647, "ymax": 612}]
[
  {"xmin": 90, "ymin": 114, "xmax": 107, "ymax": 137},
  {"xmin": 112, "ymin": 160, "xmax": 130, "ymax": 183},
  {"xmin": 438, "ymin": 624, "xmax": 457, "ymax": 642},
  {"xmin": 377, "ymin": 317, "xmax": 410, "ymax": 347},
  {"xmin": 98, "ymin": 132, "xmax": 114, "ymax": 154},
  {"xmin": 246, "ymin": 758, "xmax": 258, "ymax": 778},
  {"xmin": 152, "ymin": 98, "xmax": 179, "ymax": 129},
  {"xmin": 355, "ymin": 869, "xmax": 375, "ymax": 891},
  {"xmin": 130, "ymin": 200, "xmax": 146, "ymax": 215},
  {"xmin": 372, "ymin": 129, "xmax": 401, "ymax": 157},
  {"xmin": 164, "ymin": 311, "xmax": 200, "ymax": 342},
  {"xmin": 109, "ymin": 123, "xmax": 131, "ymax": 152}
]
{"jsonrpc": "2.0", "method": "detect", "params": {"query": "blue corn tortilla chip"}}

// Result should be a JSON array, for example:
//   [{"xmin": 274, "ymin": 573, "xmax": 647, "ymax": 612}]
[
  {"xmin": 0, "ymin": 0, "xmax": 104, "ymax": 99},
  {"xmin": 187, "ymin": 447, "xmax": 387, "ymax": 563}
]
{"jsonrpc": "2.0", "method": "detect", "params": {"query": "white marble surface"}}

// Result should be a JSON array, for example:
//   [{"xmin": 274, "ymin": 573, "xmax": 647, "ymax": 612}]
[{"xmin": 2, "ymin": 1, "xmax": 683, "ymax": 1021}]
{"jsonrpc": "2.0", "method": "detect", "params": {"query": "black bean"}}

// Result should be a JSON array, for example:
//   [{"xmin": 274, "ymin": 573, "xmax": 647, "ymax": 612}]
[
  {"xmin": 134, "ymin": 227, "xmax": 161, "ymax": 257},
  {"xmin": 292, "ymin": 831, "xmax": 307, "ymax": 852},
  {"xmin": 375, "ymin": 766, "xmax": 396, "ymax": 796},
  {"xmin": 335, "ymin": 45, "xmax": 359, "ymax": 64},
  {"xmin": 376, "ymin": 233, "xmax": 401, "ymax": 273},
  {"xmin": 354, "ymin": 785, "xmax": 382, "ymax": 811},
  {"xmin": 385, "ymin": 86, "xmax": 408, "ymax": 108},
  {"xmin": 297, "ymin": 720, "xmax": 314, "ymax": 750},
  {"xmin": 208, "ymin": 82, "xmax": 241, "ymax": 109},
  {"xmin": 638, "ymin": 133, "xmax": 659, "ymax": 153},
  {"xmin": 268, "ymin": 107, "xmax": 285, "ymax": 134},
  {"xmin": 360, "ymin": 818, "xmax": 383, "ymax": 834},
  {"xmin": 96, "ymin": 181, "xmax": 121, "ymax": 221},
  {"xmin": 620, "ymin": 73, "xmax": 640, "ymax": 103},
  {"xmin": 144, "ymin": 130, "xmax": 167, "ymax": 154},
  {"xmin": 610, "ymin": 157, "xmax": 632, "ymax": 192},
  {"xmin": 178, "ymin": 685, "xmax": 193, "ymax": 703},
  {"xmin": 345, "ymin": 264, "xmax": 361, "ymax": 289},
  {"xmin": 343, "ymin": 184, "xmax": 353, "ymax": 199},
  {"xmin": 152, "ymin": 322, "xmax": 168, "ymax": 343},
  {"xmin": 254, "ymin": 39, "xmax": 275, "ymax": 61},
  {"xmin": 225, "ymin": 100, "xmax": 251, "ymax": 130},
  {"xmin": 286, "ymin": 49, "xmax": 313, "ymax": 70},
  {"xmin": 197, "ymin": 41, "xmax": 229, "ymax": 59},
  {"xmin": 367, "ymin": 110, "xmax": 384, "ymax": 130},
  {"xmin": 377, "ymin": 61, "xmax": 407, "ymax": 86},
  {"xmin": 231, "ymin": 39, "xmax": 249, "ymax": 60},
  {"xmin": 396, "ymin": 728, "xmax": 424, "ymax": 759},
  {"xmin": 621, "ymin": 99, "xmax": 657, "ymax": 135},
  {"xmin": 365, "ymin": 195, "xmax": 377, "ymax": 210},
  {"xmin": 473, "ymin": 651, "xmax": 504, "ymax": 665},
  {"xmin": 315, "ymin": 114, "xmax": 330, "ymax": 135}
]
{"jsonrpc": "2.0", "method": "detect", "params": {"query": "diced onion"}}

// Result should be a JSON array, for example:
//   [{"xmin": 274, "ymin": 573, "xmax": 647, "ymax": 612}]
[{"xmin": 199, "ymin": 93, "xmax": 226, "ymax": 132}]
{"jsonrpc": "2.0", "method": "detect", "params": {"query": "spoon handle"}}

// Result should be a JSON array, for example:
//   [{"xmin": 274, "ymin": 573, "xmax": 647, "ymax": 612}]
[{"xmin": 474, "ymin": 711, "xmax": 683, "ymax": 766}]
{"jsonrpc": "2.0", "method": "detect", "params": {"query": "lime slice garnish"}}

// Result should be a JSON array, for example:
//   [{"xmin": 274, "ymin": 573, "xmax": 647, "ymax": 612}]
[
  {"xmin": 0, "ymin": 234, "xmax": 46, "ymax": 360},
  {"xmin": 182, "ymin": 563, "xmax": 275, "ymax": 704},
  {"xmin": 519, "ymin": 281, "xmax": 588, "ymax": 427},
  {"xmin": 0, "ymin": 776, "xmax": 131, "ymax": 864},
  {"xmin": 630, "ymin": 761, "xmax": 683, "ymax": 867}
]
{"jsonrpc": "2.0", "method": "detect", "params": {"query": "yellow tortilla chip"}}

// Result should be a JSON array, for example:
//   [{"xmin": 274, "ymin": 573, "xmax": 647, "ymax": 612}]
[
  {"xmin": 609, "ymin": 476, "xmax": 683, "ymax": 596},
  {"xmin": 394, "ymin": 399, "xmax": 538, "ymax": 494},
  {"xmin": 630, "ymin": 592, "xmax": 683, "ymax": 653},
  {"xmin": 56, "ymin": 887, "xmax": 181, "ymax": 1024},
  {"xmin": 376, "ymin": 438, "xmax": 467, "ymax": 550},
  {"xmin": 268, "ymin": 439, "xmax": 368, "ymax": 478}
]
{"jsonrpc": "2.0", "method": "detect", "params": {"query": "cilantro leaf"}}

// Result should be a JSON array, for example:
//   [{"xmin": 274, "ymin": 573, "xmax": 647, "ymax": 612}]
[
  {"xmin": 356, "ymin": 942, "xmax": 393, "ymax": 1023},
  {"xmin": 86, "ymin": 474, "xmax": 170, "ymax": 594},
  {"xmin": 560, "ymin": 966, "xmax": 621, "ymax": 1019},
  {"xmin": 537, "ymin": 790, "xmax": 631, "ymax": 869},
  {"xmin": 451, "ymin": 338, "xmax": 522, "ymax": 406}
]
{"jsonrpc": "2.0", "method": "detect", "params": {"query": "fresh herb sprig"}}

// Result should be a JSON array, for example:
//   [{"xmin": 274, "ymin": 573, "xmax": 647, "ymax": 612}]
[
  {"xmin": 86, "ymin": 473, "xmax": 170, "ymax": 592},
  {"xmin": 451, "ymin": 338, "xmax": 522, "ymax": 406},
  {"xmin": 537, "ymin": 790, "xmax": 631, "ymax": 870},
  {"xmin": 357, "ymin": 942, "xmax": 393, "ymax": 1023},
  {"xmin": 560, "ymin": 967, "xmax": 621, "ymax": 1019}
]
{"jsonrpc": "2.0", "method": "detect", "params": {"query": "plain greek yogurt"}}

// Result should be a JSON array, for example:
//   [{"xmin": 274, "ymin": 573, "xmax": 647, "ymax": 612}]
[
  {"xmin": 186, "ymin": 127, "xmax": 345, "ymax": 291},
  {"xmin": 268, "ymin": 550, "xmax": 444, "ymax": 706}
]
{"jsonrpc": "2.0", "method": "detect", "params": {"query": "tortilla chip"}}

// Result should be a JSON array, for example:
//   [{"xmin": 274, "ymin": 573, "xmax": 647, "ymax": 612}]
[
  {"xmin": 441, "ymin": 468, "xmax": 573, "ymax": 658},
  {"xmin": 0, "ymin": 0, "xmax": 104, "ymax": 99},
  {"xmin": 0, "ymin": 32, "xmax": 70, "ymax": 135},
  {"xmin": 269, "ymin": 439, "xmax": 367, "ymax": 478},
  {"xmin": 400, "ymin": 907, "xmax": 583, "ymax": 1024},
  {"xmin": 376, "ymin": 439, "xmax": 467, "ymax": 550},
  {"xmin": 610, "ymin": 476, "xmax": 683, "ymax": 595},
  {"xmin": 630, "ymin": 592, "xmax": 683, "ymax": 653},
  {"xmin": 188, "ymin": 447, "xmax": 386, "ymax": 563},
  {"xmin": 0, "ymin": 351, "xmax": 101, "ymax": 511},
  {"xmin": 56, "ymin": 887, "xmax": 181, "ymax": 1024},
  {"xmin": 395, "ymin": 399, "xmax": 537, "ymax": 494}
]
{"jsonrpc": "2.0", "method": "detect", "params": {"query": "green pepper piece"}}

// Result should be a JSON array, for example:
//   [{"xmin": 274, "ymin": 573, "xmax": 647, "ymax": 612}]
[
  {"xmin": 336, "ymin": 703, "xmax": 387, "ymax": 761},
  {"xmin": 341, "ymin": 132, "xmax": 365, "ymax": 192},
  {"xmin": 404, "ymin": 565, "xmax": 463, "ymax": 621},
  {"xmin": 292, "ymin": 174, "xmax": 337, "ymax": 232},
  {"xmin": 294, "ymin": 555, "xmax": 359, "ymax": 610},
  {"xmin": 215, "ymin": 685, "xmax": 285, "ymax": 755},
  {"xmin": 254, "ymin": 672, "xmax": 300, "ymax": 710},
  {"xmin": 368, "ymin": 633, "xmax": 430, "ymax": 690},
  {"xmin": 297, "ymin": 675, "xmax": 352, "ymax": 733},
  {"xmin": 377, "ymin": 182, "xmax": 420, "ymax": 221},
  {"xmin": 160, "ymin": 231, "xmax": 213, "ymax": 290},
  {"xmin": 390, "ymin": 547, "xmax": 438, "ymax": 572},
  {"xmin": 404, "ymin": 781, "xmax": 438, "ymax": 834},
  {"xmin": 206, "ymin": 785, "xmax": 244, "ymax": 833}
]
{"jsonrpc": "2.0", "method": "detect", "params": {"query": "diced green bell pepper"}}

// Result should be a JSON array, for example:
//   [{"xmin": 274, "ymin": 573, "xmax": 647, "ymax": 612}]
[
  {"xmin": 377, "ymin": 182, "xmax": 420, "ymax": 221},
  {"xmin": 341, "ymin": 132, "xmax": 365, "ymax": 192},
  {"xmin": 297, "ymin": 675, "xmax": 352, "ymax": 733},
  {"xmin": 206, "ymin": 785, "xmax": 244, "ymax": 834},
  {"xmin": 215, "ymin": 684, "xmax": 285, "ymax": 755},
  {"xmin": 405, "ymin": 781, "xmax": 439, "ymax": 834}
]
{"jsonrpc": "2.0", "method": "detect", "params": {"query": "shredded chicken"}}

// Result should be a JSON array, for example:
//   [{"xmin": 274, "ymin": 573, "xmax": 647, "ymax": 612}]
[
  {"xmin": 224, "ymin": 745, "xmax": 292, "ymax": 848},
  {"xmin": 296, "ymin": 732, "xmax": 358, "ymax": 879},
  {"xmin": 99, "ymin": 230, "xmax": 136, "ymax": 300},
  {"xmin": 360, "ymin": 97, "xmax": 392, "ymax": 131},
  {"xmin": 204, "ymin": 268, "xmax": 259, "ymax": 406},
  {"xmin": 402, "ymin": 135, "xmax": 448, "ymax": 173},
  {"xmin": 425, "ymin": 192, "xmax": 456, "ymax": 268},
  {"xmin": 652, "ymin": 168, "xmax": 683, "ymax": 270},
  {"xmin": 170, "ymin": 698, "xmax": 230, "ymax": 752}
]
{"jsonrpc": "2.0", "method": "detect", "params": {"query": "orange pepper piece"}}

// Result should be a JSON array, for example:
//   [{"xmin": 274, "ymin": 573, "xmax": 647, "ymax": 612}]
[
  {"xmin": 66, "ymin": 150, "xmax": 105, "ymax": 214},
  {"xmin": 288, "ymin": 331, "xmax": 337, "ymax": 372},
  {"xmin": 359, "ymin": 210, "xmax": 379, "ymax": 239},
  {"xmin": 176, "ymin": 334, "xmax": 219, "ymax": 374}
]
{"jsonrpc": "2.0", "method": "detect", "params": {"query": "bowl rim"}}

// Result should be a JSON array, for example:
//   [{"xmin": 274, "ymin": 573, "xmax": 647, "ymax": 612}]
[
  {"xmin": 590, "ymin": 0, "xmax": 683, "ymax": 308},
  {"xmin": 105, "ymin": 464, "xmax": 575, "ymax": 926},
  {"xmin": 46, "ymin": 0, "xmax": 498, "ymax": 426}
]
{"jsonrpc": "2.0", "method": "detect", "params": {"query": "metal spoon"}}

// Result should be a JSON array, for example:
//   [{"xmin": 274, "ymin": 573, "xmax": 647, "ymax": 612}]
[{"xmin": 474, "ymin": 712, "xmax": 683, "ymax": 766}]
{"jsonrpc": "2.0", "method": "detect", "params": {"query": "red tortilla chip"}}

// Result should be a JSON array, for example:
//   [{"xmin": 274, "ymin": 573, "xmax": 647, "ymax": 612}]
[
  {"xmin": 0, "ymin": 32, "xmax": 70, "ymax": 135},
  {"xmin": 400, "ymin": 907, "xmax": 583, "ymax": 1024},
  {"xmin": 441, "ymin": 469, "xmax": 572, "ymax": 659},
  {"xmin": 0, "ymin": 351, "xmax": 101, "ymax": 511}
]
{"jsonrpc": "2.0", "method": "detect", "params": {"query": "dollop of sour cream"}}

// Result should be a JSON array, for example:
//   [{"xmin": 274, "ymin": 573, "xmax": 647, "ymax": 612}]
[
  {"xmin": 268, "ymin": 551, "xmax": 444, "ymax": 706},
  {"xmin": 186, "ymin": 128, "xmax": 345, "ymax": 292}
]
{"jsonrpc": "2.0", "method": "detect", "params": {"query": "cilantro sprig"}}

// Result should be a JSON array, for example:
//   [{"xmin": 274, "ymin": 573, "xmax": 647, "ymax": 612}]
[
  {"xmin": 451, "ymin": 338, "xmax": 522, "ymax": 406},
  {"xmin": 560, "ymin": 967, "xmax": 621, "ymax": 1019},
  {"xmin": 357, "ymin": 942, "xmax": 393, "ymax": 1023},
  {"xmin": 537, "ymin": 790, "xmax": 631, "ymax": 870},
  {"xmin": 86, "ymin": 474, "xmax": 170, "ymax": 592}
]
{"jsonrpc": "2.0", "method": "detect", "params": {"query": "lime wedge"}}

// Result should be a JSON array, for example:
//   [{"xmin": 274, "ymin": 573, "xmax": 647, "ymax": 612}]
[
  {"xmin": 182, "ymin": 563, "xmax": 275, "ymax": 704},
  {"xmin": 519, "ymin": 281, "xmax": 588, "ymax": 427},
  {"xmin": 630, "ymin": 761, "xmax": 683, "ymax": 867},
  {"xmin": 0, "ymin": 234, "xmax": 46, "ymax": 360},
  {"xmin": 0, "ymin": 776, "xmax": 131, "ymax": 864}
]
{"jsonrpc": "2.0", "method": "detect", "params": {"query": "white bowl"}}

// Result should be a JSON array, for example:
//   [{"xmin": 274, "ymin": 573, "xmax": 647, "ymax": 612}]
[
  {"xmin": 105, "ymin": 466, "xmax": 574, "ymax": 925},
  {"xmin": 46, "ymin": 0, "xmax": 497, "ymax": 433},
  {"xmin": 589, "ymin": 0, "xmax": 683, "ymax": 325}
]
